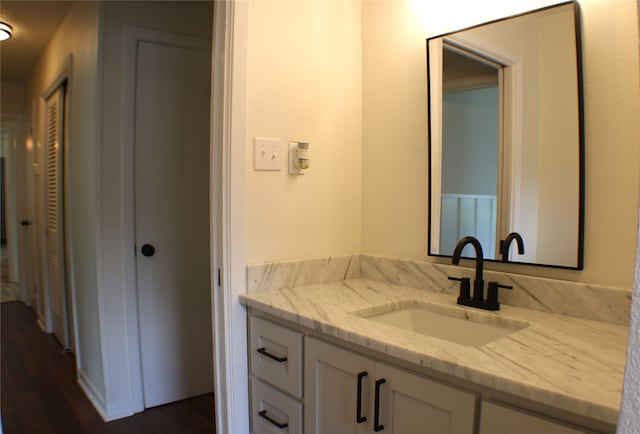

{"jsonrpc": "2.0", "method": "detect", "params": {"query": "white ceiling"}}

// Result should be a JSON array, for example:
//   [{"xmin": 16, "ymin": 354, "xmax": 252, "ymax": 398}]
[{"xmin": 0, "ymin": 1, "xmax": 74, "ymax": 82}]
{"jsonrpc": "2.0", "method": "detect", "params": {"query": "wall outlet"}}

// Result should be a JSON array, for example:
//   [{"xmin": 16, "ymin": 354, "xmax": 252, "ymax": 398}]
[{"xmin": 254, "ymin": 137, "xmax": 283, "ymax": 171}]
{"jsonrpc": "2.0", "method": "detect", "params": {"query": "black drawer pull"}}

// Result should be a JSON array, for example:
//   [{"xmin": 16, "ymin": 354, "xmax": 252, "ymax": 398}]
[
  {"xmin": 356, "ymin": 371, "xmax": 368, "ymax": 423},
  {"xmin": 374, "ymin": 378, "xmax": 386, "ymax": 432},
  {"xmin": 258, "ymin": 410, "xmax": 288, "ymax": 429},
  {"xmin": 257, "ymin": 347, "xmax": 288, "ymax": 363}
]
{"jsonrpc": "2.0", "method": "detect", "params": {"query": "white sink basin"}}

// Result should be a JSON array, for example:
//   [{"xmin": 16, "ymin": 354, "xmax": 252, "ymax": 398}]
[{"xmin": 351, "ymin": 300, "xmax": 529, "ymax": 347}]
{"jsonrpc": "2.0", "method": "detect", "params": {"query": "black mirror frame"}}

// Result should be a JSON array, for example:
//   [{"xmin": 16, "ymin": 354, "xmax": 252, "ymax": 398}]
[{"xmin": 426, "ymin": 0, "xmax": 585, "ymax": 270}]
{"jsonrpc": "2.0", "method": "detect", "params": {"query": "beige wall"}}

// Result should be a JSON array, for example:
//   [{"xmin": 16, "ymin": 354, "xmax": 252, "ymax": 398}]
[
  {"xmin": 1, "ymin": 82, "xmax": 25, "ymax": 113},
  {"xmin": 245, "ymin": 0, "xmax": 362, "ymax": 264},
  {"xmin": 361, "ymin": 0, "xmax": 429, "ymax": 262},
  {"xmin": 24, "ymin": 0, "xmax": 104, "ymax": 399},
  {"xmin": 362, "ymin": 0, "xmax": 640, "ymax": 289}
]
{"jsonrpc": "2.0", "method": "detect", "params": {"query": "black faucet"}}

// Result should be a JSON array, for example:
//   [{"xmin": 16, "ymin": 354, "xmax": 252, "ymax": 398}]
[
  {"xmin": 448, "ymin": 236, "xmax": 512, "ymax": 311},
  {"xmin": 500, "ymin": 232, "xmax": 525, "ymax": 262},
  {"xmin": 451, "ymin": 236, "xmax": 485, "ymax": 303}
]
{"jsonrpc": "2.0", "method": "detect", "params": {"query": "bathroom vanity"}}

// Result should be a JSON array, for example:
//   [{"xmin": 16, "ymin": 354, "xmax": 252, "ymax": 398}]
[
  {"xmin": 240, "ymin": 278, "xmax": 627, "ymax": 434},
  {"xmin": 238, "ymin": 2, "xmax": 632, "ymax": 432}
]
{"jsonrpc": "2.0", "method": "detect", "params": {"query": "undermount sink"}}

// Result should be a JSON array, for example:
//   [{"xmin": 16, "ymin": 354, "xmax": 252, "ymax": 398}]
[{"xmin": 351, "ymin": 300, "xmax": 529, "ymax": 347}]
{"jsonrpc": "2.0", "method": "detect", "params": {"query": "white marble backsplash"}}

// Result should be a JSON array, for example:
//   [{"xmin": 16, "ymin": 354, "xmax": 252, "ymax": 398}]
[
  {"xmin": 360, "ymin": 255, "xmax": 631, "ymax": 326},
  {"xmin": 246, "ymin": 254, "xmax": 631, "ymax": 325},
  {"xmin": 247, "ymin": 255, "xmax": 360, "ymax": 293}
]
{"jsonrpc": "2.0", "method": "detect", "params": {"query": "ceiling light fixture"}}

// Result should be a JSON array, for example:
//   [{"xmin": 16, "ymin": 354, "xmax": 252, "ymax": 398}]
[{"xmin": 0, "ymin": 22, "xmax": 13, "ymax": 41}]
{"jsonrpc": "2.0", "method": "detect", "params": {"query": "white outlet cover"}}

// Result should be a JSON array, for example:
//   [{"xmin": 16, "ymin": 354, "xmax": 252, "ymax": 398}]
[{"xmin": 254, "ymin": 137, "xmax": 283, "ymax": 171}]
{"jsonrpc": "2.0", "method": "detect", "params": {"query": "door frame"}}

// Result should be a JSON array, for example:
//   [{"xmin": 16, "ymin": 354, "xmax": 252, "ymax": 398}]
[
  {"xmin": 121, "ymin": 25, "xmax": 217, "ymax": 414},
  {"xmin": 1, "ymin": 116, "xmax": 23, "ymax": 289},
  {"xmin": 39, "ymin": 56, "xmax": 78, "ymax": 353},
  {"xmin": 428, "ymin": 35, "xmax": 524, "ymax": 259},
  {"xmin": 211, "ymin": 1, "xmax": 250, "ymax": 433}
]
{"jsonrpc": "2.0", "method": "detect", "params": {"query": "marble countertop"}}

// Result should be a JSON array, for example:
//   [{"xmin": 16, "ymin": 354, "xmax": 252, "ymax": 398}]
[{"xmin": 239, "ymin": 278, "xmax": 629, "ymax": 426}]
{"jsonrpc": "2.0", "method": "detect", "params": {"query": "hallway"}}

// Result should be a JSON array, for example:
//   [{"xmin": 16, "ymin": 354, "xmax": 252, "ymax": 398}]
[{"xmin": 0, "ymin": 302, "xmax": 215, "ymax": 434}]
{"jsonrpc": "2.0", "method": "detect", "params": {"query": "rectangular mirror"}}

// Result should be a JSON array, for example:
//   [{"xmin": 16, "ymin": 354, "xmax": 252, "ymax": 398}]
[{"xmin": 427, "ymin": 1, "xmax": 584, "ymax": 269}]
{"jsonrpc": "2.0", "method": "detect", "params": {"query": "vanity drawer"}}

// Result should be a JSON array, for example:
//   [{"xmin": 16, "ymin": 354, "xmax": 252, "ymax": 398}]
[
  {"xmin": 250, "ymin": 316, "xmax": 303, "ymax": 398},
  {"xmin": 251, "ymin": 378, "xmax": 302, "ymax": 434}
]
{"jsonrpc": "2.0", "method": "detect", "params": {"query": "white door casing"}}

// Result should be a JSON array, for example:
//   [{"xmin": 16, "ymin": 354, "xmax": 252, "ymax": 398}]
[
  {"xmin": 0, "ymin": 121, "xmax": 20, "ymax": 285},
  {"xmin": 211, "ymin": 1, "xmax": 251, "ymax": 433},
  {"xmin": 428, "ymin": 36, "xmax": 524, "ymax": 259},
  {"xmin": 133, "ymin": 34, "xmax": 214, "ymax": 408}
]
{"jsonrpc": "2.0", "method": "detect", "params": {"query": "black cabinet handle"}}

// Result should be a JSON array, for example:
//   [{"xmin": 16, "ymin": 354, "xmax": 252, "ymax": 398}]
[
  {"xmin": 257, "ymin": 347, "xmax": 288, "ymax": 363},
  {"xmin": 356, "ymin": 371, "xmax": 368, "ymax": 423},
  {"xmin": 258, "ymin": 410, "xmax": 288, "ymax": 429},
  {"xmin": 374, "ymin": 378, "xmax": 386, "ymax": 432}
]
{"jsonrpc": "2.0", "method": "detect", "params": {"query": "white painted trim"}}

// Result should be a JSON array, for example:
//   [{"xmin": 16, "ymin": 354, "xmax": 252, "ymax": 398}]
[
  {"xmin": 92, "ymin": 1, "xmax": 109, "ymax": 416},
  {"xmin": 443, "ymin": 35, "xmax": 525, "ymax": 240},
  {"xmin": 429, "ymin": 35, "xmax": 526, "ymax": 257},
  {"xmin": 37, "ymin": 98, "xmax": 51, "ymax": 332},
  {"xmin": 60, "ymin": 54, "xmax": 81, "ymax": 361},
  {"xmin": 78, "ymin": 369, "xmax": 108, "ymax": 420},
  {"xmin": 211, "ymin": 1, "xmax": 250, "ymax": 433},
  {"xmin": 496, "ymin": 65, "xmax": 508, "ymax": 257}
]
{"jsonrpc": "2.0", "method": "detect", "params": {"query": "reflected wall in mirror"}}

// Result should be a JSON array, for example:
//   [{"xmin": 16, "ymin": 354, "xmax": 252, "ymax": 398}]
[{"xmin": 427, "ymin": 1, "xmax": 584, "ymax": 269}]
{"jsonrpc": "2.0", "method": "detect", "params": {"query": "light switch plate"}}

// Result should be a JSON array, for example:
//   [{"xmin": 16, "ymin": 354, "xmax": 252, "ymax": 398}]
[{"xmin": 254, "ymin": 137, "xmax": 283, "ymax": 171}]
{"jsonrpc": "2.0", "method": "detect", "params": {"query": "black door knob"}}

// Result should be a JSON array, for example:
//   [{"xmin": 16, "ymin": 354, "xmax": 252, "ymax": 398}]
[
  {"xmin": 141, "ymin": 244, "xmax": 155, "ymax": 257},
  {"xmin": 20, "ymin": 220, "xmax": 32, "ymax": 226}
]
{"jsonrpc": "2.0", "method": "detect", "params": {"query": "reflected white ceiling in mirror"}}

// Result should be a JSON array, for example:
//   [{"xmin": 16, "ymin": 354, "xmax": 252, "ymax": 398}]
[{"xmin": 410, "ymin": 0, "xmax": 574, "ymax": 36}]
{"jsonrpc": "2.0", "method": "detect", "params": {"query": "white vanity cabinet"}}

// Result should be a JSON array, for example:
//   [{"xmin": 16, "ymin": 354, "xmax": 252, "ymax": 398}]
[
  {"xmin": 479, "ymin": 401, "xmax": 594, "ymax": 434},
  {"xmin": 305, "ymin": 337, "xmax": 477, "ymax": 434},
  {"xmin": 247, "ymin": 314, "xmax": 610, "ymax": 434}
]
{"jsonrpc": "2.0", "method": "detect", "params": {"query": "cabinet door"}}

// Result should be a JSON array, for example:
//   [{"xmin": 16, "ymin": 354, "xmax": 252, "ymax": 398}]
[
  {"xmin": 305, "ymin": 337, "xmax": 376, "ymax": 434},
  {"xmin": 479, "ymin": 401, "xmax": 593, "ymax": 434},
  {"xmin": 376, "ymin": 363, "xmax": 476, "ymax": 434}
]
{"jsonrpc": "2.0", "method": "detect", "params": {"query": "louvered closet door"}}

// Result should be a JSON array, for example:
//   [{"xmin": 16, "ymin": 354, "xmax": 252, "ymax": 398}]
[{"xmin": 45, "ymin": 86, "xmax": 68, "ymax": 348}]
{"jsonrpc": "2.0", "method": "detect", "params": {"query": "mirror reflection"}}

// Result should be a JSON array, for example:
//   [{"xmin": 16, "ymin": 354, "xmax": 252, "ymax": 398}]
[{"xmin": 428, "ymin": 2, "xmax": 583, "ymax": 269}]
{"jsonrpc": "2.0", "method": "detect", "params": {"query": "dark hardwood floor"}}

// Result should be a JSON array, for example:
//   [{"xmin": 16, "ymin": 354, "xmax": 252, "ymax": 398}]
[{"xmin": 1, "ymin": 301, "xmax": 215, "ymax": 434}]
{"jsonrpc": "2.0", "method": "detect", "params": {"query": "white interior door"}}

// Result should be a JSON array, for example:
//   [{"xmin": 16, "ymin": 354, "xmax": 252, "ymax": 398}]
[
  {"xmin": 44, "ymin": 85, "xmax": 69, "ymax": 348},
  {"xmin": 134, "ymin": 38, "xmax": 213, "ymax": 408}
]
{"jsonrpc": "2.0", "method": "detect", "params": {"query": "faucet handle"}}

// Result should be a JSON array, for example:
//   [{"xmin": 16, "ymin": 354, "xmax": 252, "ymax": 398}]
[
  {"xmin": 448, "ymin": 276, "xmax": 471, "ymax": 302},
  {"xmin": 486, "ymin": 281, "xmax": 513, "ymax": 310}
]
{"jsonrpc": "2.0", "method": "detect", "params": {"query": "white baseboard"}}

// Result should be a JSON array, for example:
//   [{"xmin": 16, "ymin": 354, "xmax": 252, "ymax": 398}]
[
  {"xmin": 78, "ymin": 370, "xmax": 108, "ymax": 420},
  {"xmin": 104, "ymin": 401, "xmax": 136, "ymax": 422},
  {"xmin": 78, "ymin": 369, "xmax": 137, "ymax": 421}
]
